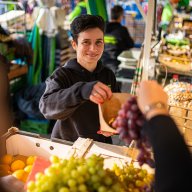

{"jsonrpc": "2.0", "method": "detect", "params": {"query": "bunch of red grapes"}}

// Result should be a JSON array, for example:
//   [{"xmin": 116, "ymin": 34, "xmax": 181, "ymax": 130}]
[{"xmin": 112, "ymin": 96, "xmax": 155, "ymax": 168}]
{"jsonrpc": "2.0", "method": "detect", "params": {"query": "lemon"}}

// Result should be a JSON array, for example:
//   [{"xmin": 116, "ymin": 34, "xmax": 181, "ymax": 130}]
[
  {"xmin": 26, "ymin": 156, "xmax": 36, "ymax": 165},
  {"xmin": 24, "ymin": 165, "xmax": 33, "ymax": 173},
  {"xmin": 0, "ymin": 154, "xmax": 13, "ymax": 165},
  {"xmin": 12, "ymin": 169, "xmax": 25, "ymax": 180},
  {"xmin": 21, "ymin": 171, "xmax": 29, "ymax": 183},
  {"xmin": 11, "ymin": 160, "xmax": 25, "ymax": 172},
  {"xmin": 12, "ymin": 169, "xmax": 29, "ymax": 182}
]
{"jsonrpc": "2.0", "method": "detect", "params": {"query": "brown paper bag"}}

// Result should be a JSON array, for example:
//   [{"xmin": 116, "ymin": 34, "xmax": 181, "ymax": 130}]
[{"xmin": 98, "ymin": 93, "xmax": 132, "ymax": 133}]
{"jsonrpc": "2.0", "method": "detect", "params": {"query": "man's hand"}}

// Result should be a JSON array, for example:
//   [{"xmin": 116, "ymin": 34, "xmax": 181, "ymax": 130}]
[
  {"xmin": 97, "ymin": 130, "xmax": 117, "ymax": 137},
  {"xmin": 89, "ymin": 82, "xmax": 112, "ymax": 104}
]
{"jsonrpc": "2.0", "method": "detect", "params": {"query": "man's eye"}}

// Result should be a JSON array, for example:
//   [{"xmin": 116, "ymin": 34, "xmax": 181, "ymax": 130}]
[
  {"xmin": 96, "ymin": 41, "xmax": 103, "ymax": 46},
  {"xmin": 82, "ymin": 41, "xmax": 89, "ymax": 45}
]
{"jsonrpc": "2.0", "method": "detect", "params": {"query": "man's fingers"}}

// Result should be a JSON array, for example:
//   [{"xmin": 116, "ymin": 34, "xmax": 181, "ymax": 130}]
[
  {"xmin": 96, "ymin": 83, "xmax": 112, "ymax": 100},
  {"xmin": 93, "ymin": 88, "xmax": 107, "ymax": 100},
  {"xmin": 97, "ymin": 130, "xmax": 117, "ymax": 137},
  {"xmin": 90, "ymin": 95, "xmax": 104, "ymax": 104}
]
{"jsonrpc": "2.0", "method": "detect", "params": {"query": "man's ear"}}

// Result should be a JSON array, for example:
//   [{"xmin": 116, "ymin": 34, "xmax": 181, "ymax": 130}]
[{"xmin": 71, "ymin": 40, "xmax": 77, "ymax": 50}]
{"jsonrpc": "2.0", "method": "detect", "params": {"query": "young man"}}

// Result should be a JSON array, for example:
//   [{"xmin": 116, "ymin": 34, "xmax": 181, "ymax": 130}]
[
  {"xmin": 102, "ymin": 5, "xmax": 134, "ymax": 73},
  {"xmin": 39, "ymin": 15, "xmax": 120, "ymax": 144}
]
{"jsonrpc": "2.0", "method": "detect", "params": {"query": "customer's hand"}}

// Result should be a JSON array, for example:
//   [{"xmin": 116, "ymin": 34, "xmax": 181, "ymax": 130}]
[
  {"xmin": 89, "ymin": 82, "xmax": 112, "ymax": 104},
  {"xmin": 137, "ymin": 80, "xmax": 169, "ymax": 120},
  {"xmin": 0, "ymin": 175, "xmax": 25, "ymax": 192}
]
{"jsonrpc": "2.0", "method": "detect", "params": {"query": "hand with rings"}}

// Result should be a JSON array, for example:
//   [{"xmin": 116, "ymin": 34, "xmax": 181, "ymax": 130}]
[{"xmin": 89, "ymin": 82, "xmax": 113, "ymax": 104}]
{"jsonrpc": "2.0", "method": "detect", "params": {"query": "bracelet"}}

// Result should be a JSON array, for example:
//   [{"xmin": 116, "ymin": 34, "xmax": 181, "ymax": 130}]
[{"xmin": 144, "ymin": 102, "xmax": 167, "ymax": 115}]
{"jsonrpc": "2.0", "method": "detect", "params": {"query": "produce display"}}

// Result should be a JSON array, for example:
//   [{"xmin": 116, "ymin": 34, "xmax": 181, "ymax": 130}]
[
  {"xmin": 112, "ymin": 96, "xmax": 155, "ymax": 168},
  {"xmin": 158, "ymin": 32, "xmax": 192, "ymax": 73},
  {"xmin": 26, "ymin": 154, "xmax": 154, "ymax": 192},
  {"xmin": 164, "ymin": 81, "xmax": 192, "ymax": 109},
  {"xmin": 164, "ymin": 33, "xmax": 190, "ymax": 56},
  {"xmin": 0, "ymin": 154, "xmax": 36, "ymax": 182}
]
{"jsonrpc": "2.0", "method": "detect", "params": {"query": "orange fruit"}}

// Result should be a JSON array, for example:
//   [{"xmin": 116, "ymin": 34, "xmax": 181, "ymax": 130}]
[
  {"xmin": 0, "ymin": 164, "xmax": 11, "ymax": 176},
  {"xmin": 0, "ymin": 170, "xmax": 10, "ymax": 177},
  {"xmin": 21, "ymin": 171, "xmax": 29, "ymax": 183},
  {"xmin": 13, "ymin": 155, "xmax": 27, "ymax": 164},
  {"xmin": 11, "ymin": 160, "xmax": 25, "ymax": 172},
  {"xmin": 0, "ymin": 164, "xmax": 11, "ymax": 172},
  {"xmin": 26, "ymin": 156, "xmax": 36, "ymax": 165},
  {"xmin": 12, "ymin": 169, "xmax": 25, "ymax": 180},
  {"xmin": 12, "ymin": 169, "xmax": 29, "ymax": 183},
  {"xmin": 0, "ymin": 154, "xmax": 13, "ymax": 165}
]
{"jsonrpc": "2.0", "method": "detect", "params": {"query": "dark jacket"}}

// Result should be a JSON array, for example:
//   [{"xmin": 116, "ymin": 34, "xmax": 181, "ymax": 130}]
[
  {"xmin": 144, "ymin": 115, "xmax": 192, "ymax": 192},
  {"xmin": 102, "ymin": 22, "xmax": 134, "ymax": 68},
  {"xmin": 39, "ymin": 59, "xmax": 120, "ymax": 143}
]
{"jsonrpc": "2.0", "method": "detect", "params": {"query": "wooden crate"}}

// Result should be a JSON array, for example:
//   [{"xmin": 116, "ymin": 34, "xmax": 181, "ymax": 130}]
[{"xmin": 168, "ymin": 105, "xmax": 192, "ymax": 145}]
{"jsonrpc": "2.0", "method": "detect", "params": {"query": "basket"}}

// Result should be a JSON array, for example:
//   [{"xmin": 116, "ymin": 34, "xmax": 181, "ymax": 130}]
[
  {"xmin": 168, "ymin": 105, "xmax": 192, "ymax": 145},
  {"xmin": 158, "ymin": 54, "xmax": 192, "ymax": 73}
]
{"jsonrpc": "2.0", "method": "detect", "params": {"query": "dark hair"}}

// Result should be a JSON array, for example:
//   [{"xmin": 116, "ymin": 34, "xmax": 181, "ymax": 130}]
[
  {"xmin": 111, "ymin": 5, "xmax": 124, "ymax": 20},
  {"xmin": 70, "ymin": 14, "xmax": 105, "ymax": 43}
]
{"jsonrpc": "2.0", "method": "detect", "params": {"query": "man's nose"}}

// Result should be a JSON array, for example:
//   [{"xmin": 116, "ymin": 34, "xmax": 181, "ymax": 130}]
[{"xmin": 90, "ymin": 44, "xmax": 97, "ymax": 51}]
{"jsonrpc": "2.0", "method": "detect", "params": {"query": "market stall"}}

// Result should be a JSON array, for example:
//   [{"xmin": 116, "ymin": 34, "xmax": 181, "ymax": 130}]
[{"xmin": 0, "ymin": 1, "xmax": 192, "ymax": 192}]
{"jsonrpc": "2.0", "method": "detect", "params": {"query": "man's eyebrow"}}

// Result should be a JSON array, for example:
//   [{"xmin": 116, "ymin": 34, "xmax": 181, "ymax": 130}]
[
  {"xmin": 82, "ymin": 39, "xmax": 90, "ymax": 41},
  {"xmin": 82, "ymin": 38, "xmax": 103, "ymax": 41}
]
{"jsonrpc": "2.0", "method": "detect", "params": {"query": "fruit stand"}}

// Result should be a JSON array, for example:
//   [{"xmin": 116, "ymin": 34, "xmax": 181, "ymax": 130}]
[{"xmin": 0, "ymin": 127, "xmax": 154, "ymax": 192}]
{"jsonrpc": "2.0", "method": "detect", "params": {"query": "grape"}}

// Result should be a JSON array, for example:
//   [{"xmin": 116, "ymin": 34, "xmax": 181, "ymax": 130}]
[
  {"xmin": 112, "ymin": 96, "xmax": 155, "ymax": 168},
  {"xmin": 112, "ymin": 163, "xmax": 154, "ymax": 192},
  {"xmin": 27, "ymin": 154, "xmax": 125, "ymax": 192},
  {"xmin": 78, "ymin": 184, "xmax": 87, "ymax": 192},
  {"xmin": 59, "ymin": 187, "xmax": 70, "ymax": 192}
]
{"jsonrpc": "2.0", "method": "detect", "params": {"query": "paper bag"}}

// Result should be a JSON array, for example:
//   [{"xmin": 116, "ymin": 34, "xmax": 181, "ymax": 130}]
[{"xmin": 98, "ymin": 93, "xmax": 131, "ymax": 133}]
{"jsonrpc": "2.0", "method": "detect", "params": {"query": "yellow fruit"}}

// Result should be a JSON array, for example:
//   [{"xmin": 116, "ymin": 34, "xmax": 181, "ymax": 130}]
[
  {"xmin": 0, "ymin": 154, "xmax": 13, "ymax": 165},
  {"xmin": 14, "ymin": 155, "xmax": 27, "ymax": 164},
  {"xmin": 12, "ymin": 169, "xmax": 29, "ymax": 182},
  {"xmin": 24, "ymin": 165, "xmax": 33, "ymax": 173},
  {"xmin": 26, "ymin": 156, "xmax": 36, "ymax": 165},
  {"xmin": 11, "ymin": 160, "xmax": 25, "ymax": 172},
  {"xmin": 12, "ymin": 169, "xmax": 25, "ymax": 180},
  {"xmin": 21, "ymin": 171, "xmax": 29, "ymax": 183}
]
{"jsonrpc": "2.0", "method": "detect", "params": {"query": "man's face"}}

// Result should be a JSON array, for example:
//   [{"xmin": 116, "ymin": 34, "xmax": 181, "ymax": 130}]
[{"xmin": 71, "ymin": 28, "xmax": 104, "ymax": 67}]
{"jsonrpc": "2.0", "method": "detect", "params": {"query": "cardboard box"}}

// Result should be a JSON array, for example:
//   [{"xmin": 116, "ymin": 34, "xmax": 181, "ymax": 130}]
[
  {"xmin": 1, "ymin": 127, "xmax": 72, "ymax": 159},
  {"xmin": 1, "ymin": 128, "xmax": 140, "ymax": 166},
  {"xmin": 1, "ymin": 127, "xmax": 155, "ymax": 190}
]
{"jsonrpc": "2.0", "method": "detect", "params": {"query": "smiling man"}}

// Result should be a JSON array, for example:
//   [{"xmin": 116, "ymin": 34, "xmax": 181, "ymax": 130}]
[{"xmin": 39, "ymin": 15, "xmax": 120, "ymax": 143}]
